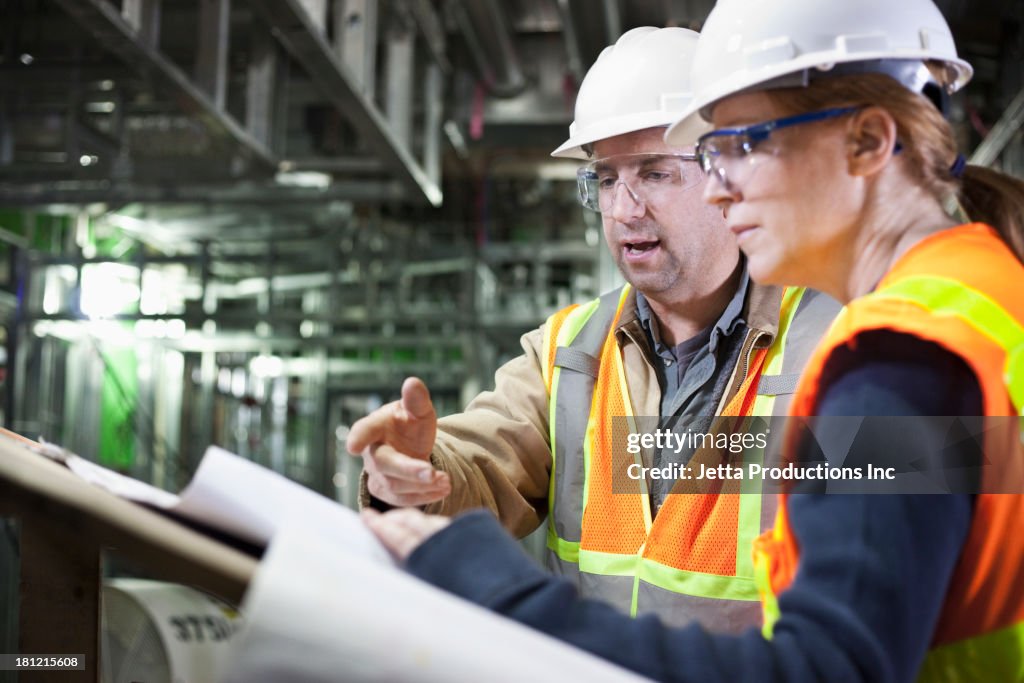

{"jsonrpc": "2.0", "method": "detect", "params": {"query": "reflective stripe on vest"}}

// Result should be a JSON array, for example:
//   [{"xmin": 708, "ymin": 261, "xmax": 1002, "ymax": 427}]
[
  {"xmin": 543, "ymin": 289, "xmax": 624, "ymax": 551},
  {"xmin": 753, "ymin": 224, "xmax": 1024, "ymax": 681},
  {"xmin": 860, "ymin": 275, "xmax": 1024, "ymax": 417},
  {"xmin": 541, "ymin": 284, "xmax": 825, "ymax": 629}
]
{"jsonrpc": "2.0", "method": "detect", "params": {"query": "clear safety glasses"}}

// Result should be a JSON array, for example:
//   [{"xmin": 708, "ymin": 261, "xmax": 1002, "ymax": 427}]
[
  {"xmin": 577, "ymin": 152, "xmax": 703, "ymax": 212},
  {"xmin": 696, "ymin": 106, "xmax": 861, "ymax": 192}
]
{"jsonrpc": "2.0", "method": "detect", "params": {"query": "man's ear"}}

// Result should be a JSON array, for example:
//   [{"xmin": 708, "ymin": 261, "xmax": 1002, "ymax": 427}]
[{"xmin": 846, "ymin": 107, "xmax": 898, "ymax": 177}]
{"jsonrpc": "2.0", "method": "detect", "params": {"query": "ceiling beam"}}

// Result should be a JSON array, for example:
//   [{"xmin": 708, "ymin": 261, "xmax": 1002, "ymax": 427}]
[
  {"xmin": 251, "ymin": 0, "xmax": 443, "ymax": 206},
  {"xmin": 0, "ymin": 180, "xmax": 407, "ymax": 206},
  {"xmin": 53, "ymin": 0, "xmax": 276, "ymax": 175}
]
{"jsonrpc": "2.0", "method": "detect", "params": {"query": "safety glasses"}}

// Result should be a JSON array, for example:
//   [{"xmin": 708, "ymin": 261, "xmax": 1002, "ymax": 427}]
[
  {"xmin": 577, "ymin": 152, "xmax": 702, "ymax": 212},
  {"xmin": 696, "ymin": 107, "xmax": 861, "ymax": 192}
]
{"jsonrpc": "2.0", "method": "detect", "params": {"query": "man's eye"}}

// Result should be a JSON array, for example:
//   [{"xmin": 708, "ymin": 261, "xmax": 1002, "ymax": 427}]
[
  {"xmin": 597, "ymin": 176, "xmax": 617, "ymax": 189},
  {"xmin": 642, "ymin": 170, "xmax": 673, "ymax": 182}
]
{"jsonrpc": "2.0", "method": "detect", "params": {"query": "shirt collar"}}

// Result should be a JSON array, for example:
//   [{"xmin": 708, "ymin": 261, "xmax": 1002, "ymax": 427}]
[{"xmin": 635, "ymin": 263, "xmax": 750, "ymax": 355}]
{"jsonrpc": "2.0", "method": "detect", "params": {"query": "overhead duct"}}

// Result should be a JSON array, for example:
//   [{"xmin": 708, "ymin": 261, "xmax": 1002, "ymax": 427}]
[
  {"xmin": 448, "ymin": 0, "xmax": 527, "ymax": 98},
  {"xmin": 555, "ymin": 0, "xmax": 621, "ymax": 83}
]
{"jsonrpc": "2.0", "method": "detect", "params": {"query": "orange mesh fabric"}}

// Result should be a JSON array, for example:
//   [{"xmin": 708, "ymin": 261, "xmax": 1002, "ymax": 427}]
[
  {"xmin": 579, "ymin": 319, "xmax": 648, "ymax": 555},
  {"xmin": 580, "ymin": 315, "xmax": 768, "ymax": 569},
  {"xmin": 645, "ymin": 348, "xmax": 766, "ymax": 573},
  {"xmin": 646, "ymin": 483, "xmax": 740, "ymax": 573}
]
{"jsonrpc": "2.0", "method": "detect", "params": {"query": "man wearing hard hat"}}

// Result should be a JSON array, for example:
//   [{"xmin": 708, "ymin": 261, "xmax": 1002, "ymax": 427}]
[{"xmin": 350, "ymin": 27, "xmax": 838, "ymax": 632}]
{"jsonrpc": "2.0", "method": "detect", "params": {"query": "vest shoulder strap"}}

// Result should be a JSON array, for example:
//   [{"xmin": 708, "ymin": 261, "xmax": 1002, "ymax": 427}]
[
  {"xmin": 544, "ymin": 285, "xmax": 630, "ymax": 392},
  {"xmin": 553, "ymin": 347, "xmax": 600, "ymax": 378}
]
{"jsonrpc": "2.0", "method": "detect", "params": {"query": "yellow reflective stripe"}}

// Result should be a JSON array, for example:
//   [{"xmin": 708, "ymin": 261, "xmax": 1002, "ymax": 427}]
[
  {"xmin": 630, "ymin": 546, "xmax": 644, "ymax": 618},
  {"xmin": 1006, "ymin": 345, "xmax": 1024, "ymax": 419},
  {"xmin": 541, "ymin": 317, "xmax": 556, "ymax": 392},
  {"xmin": 760, "ymin": 286, "xmax": 807, "ymax": 383},
  {"xmin": 546, "ymin": 525, "xmax": 580, "ymax": 563},
  {"xmin": 754, "ymin": 551, "xmax": 780, "ymax": 639},
  {"xmin": 556, "ymin": 546, "xmax": 763, "ymax": 601},
  {"xmin": 750, "ymin": 393, "xmax": 774, "ymax": 415},
  {"xmin": 556, "ymin": 299, "xmax": 601, "ymax": 346},
  {"xmin": 578, "ymin": 548, "xmax": 642, "ymax": 577},
  {"xmin": 917, "ymin": 620, "xmax": 1024, "ymax": 683},
  {"xmin": 547, "ymin": 366, "xmax": 562, "ymax": 513},
  {"xmin": 736, "ymin": 409, "xmax": 771, "ymax": 579},
  {"xmin": 611, "ymin": 332, "xmax": 652, "ymax": 533},
  {"xmin": 868, "ymin": 275, "xmax": 1024, "ymax": 415},
  {"xmin": 547, "ymin": 295, "xmax": 605, "ymax": 520},
  {"xmin": 609, "ymin": 287, "xmax": 650, "ymax": 532},
  {"xmin": 638, "ymin": 558, "xmax": 759, "ymax": 602},
  {"xmin": 581, "ymin": 414, "xmax": 595, "ymax": 526}
]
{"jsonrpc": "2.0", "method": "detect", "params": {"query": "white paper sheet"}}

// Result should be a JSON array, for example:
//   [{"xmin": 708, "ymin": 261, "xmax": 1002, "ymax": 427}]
[
  {"xmin": 221, "ymin": 525, "xmax": 654, "ymax": 683},
  {"xmin": 59, "ymin": 444, "xmax": 391, "ymax": 565}
]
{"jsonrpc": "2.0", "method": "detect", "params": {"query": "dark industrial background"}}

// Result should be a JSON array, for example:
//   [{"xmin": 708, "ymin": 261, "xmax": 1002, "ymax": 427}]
[{"xmin": 1, "ymin": 0, "xmax": 1022, "ymax": 664}]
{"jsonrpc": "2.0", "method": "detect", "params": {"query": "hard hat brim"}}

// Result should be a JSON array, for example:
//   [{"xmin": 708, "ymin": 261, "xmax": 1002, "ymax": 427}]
[{"xmin": 665, "ymin": 52, "xmax": 973, "ymax": 146}]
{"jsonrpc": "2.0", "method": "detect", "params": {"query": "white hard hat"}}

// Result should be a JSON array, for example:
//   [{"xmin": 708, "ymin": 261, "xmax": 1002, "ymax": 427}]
[
  {"xmin": 551, "ymin": 26, "xmax": 705, "ymax": 159},
  {"xmin": 665, "ymin": 0, "xmax": 974, "ymax": 145}
]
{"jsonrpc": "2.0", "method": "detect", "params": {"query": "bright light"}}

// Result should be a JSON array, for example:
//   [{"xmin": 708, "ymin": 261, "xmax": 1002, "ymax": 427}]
[
  {"xmin": 33, "ymin": 320, "xmax": 137, "ymax": 347},
  {"xmin": 231, "ymin": 367, "xmax": 247, "ymax": 397},
  {"xmin": 80, "ymin": 263, "xmax": 140, "ymax": 319},
  {"xmin": 165, "ymin": 319, "xmax": 186, "ymax": 339},
  {"xmin": 274, "ymin": 171, "xmax": 331, "ymax": 189},
  {"xmin": 140, "ymin": 266, "xmax": 187, "ymax": 315},
  {"xmin": 250, "ymin": 354, "xmax": 284, "ymax": 377},
  {"xmin": 42, "ymin": 266, "xmax": 77, "ymax": 315}
]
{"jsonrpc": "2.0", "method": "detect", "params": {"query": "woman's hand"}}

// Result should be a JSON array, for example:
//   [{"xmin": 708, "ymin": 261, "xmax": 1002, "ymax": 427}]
[{"xmin": 361, "ymin": 508, "xmax": 451, "ymax": 562}]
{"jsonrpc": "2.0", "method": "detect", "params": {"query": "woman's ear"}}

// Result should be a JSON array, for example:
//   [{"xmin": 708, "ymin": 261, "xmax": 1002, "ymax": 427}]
[{"xmin": 846, "ymin": 107, "xmax": 898, "ymax": 177}]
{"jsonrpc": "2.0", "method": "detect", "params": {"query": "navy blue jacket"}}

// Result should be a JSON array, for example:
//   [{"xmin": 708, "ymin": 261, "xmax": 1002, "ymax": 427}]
[{"xmin": 406, "ymin": 333, "xmax": 979, "ymax": 683}]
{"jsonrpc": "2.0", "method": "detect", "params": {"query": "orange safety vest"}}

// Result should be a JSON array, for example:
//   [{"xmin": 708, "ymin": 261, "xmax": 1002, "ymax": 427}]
[
  {"xmin": 542, "ymin": 283, "xmax": 836, "ymax": 630},
  {"xmin": 753, "ymin": 224, "xmax": 1024, "ymax": 681}
]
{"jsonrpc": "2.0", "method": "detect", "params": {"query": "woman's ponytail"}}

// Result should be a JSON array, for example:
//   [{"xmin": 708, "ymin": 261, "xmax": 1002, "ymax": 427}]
[{"xmin": 959, "ymin": 164, "xmax": 1024, "ymax": 263}]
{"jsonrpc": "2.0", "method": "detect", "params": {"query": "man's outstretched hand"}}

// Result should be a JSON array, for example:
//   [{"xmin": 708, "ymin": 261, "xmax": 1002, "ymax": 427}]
[{"xmin": 346, "ymin": 377, "xmax": 451, "ymax": 507}]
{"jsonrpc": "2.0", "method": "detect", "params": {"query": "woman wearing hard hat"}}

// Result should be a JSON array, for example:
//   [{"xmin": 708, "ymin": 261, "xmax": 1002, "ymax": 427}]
[{"xmin": 364, "ymin": 1, "xmax": 1024, "ymax": 681}]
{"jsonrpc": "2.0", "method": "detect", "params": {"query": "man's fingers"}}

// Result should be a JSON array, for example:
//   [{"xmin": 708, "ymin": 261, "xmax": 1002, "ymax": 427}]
[
  {"xmin": 347, "ymin": 380, "xmax": 436, "ymax": 460},
  {"xmin": 368, "ymin": 444, "xmax": 440, "ymax": 483},
  {"xmin": 362, "ymin": 444, "xmax": 449, "ymax": 506},
  {"xmin": 346, "ymin": 401, "xmax": 401, "ymax": 454},
  {"xmin": 366, "ymin": 473, "xmax": 450, "ymax": 499},
  {"xmin": 366, "ymin": 479, "xmax": 450, "ymax": 509},
  {"xmin": 400, "ymin": 377, "xmax": 436, "ymax": 421},
  {"xmin": 386, "ymin": 476, "xmax": 451, "ymax": 496},
  {"xmin": 384, "ymin": 490, "xmax": 451, "ymax": 508}
]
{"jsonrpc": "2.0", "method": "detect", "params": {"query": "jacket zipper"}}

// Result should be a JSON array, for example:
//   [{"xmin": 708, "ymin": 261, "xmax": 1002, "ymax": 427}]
[{"xmin": 737, "ymin": 329, "xmax": 769, "ymax": 394}]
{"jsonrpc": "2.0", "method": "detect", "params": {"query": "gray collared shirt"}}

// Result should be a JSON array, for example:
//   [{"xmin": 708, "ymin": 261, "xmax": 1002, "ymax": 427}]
[{"xmin": 635, "ymin": 267, "xmax": 752, "ymax": 513}]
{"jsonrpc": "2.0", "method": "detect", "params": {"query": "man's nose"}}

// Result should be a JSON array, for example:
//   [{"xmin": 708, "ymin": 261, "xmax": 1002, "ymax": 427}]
[{"xmin": 606, "ymin": 181, "xmax": 645, "ymax": 224}]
